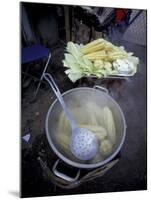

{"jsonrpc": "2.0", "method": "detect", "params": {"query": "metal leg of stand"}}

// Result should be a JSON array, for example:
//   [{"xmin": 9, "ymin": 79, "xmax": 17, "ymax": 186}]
[{"xmin": 33, "ymin": 53, "xmax": 51, "ymax": 99}]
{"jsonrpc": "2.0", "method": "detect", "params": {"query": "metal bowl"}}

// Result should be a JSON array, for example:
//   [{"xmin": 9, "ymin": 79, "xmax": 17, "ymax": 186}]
[{"xmin": 45, "ymin": 86, "xmax": 126, "ymax": 169}]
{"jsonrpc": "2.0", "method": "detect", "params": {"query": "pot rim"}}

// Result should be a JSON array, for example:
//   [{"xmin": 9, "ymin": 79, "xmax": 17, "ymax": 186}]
[{"xmin": 45, "ymin": 87, "xmax": 126, "ymax": 169}]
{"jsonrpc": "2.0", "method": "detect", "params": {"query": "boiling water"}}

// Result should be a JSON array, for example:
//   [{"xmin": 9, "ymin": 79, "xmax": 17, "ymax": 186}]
[{"xmin": 55, "ymin": 102, "xmax": 116, "ymax": 164}]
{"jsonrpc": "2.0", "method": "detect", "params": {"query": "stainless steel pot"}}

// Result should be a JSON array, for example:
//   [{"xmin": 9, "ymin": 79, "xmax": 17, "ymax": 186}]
[{"xmin": 45, "ymin": 85, "xmax": 126, "ymax": 182}]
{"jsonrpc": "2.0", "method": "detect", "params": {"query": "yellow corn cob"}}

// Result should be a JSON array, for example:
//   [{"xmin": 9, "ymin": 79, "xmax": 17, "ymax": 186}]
[
  {"xmin": 80, "ymin": 42, "xmax": 105, "ymax": 54},
  {"xmin": 84, "ymin": 50, "xmax": 106, "ymax": 57},
  {"xmin": 106, "ymin": 50, "xmax": 128, "ymax": 61},
  {"xmin": 84, "ymin": 54, "xmax": 106, "ymax": 59},
  {"xmin": 94, "ymin": 60, "xmax": 104, "ymax": 68},
  {"xmin": 80, "ymin": 38, "xmax": 104, "ymax": 53},
  {"xmin": 100, "ymin": 139, "xmax": 113, "ymax": 156},
  {"xmin": 84, "ymin": 50, "xmax": 107, "ymax": 61},
  {"xmin": 108, "ymin": 50, "xmax": 128, "ymax": 56},
  {"xmin": 88, "ymin": 57, "xmax": 106, "ymax": 61},
  {"xmin": 104, "ymin": 42, "xmax": 114, "ymax": 51},
  {"xmin": 107, "ymin": 55, "xmax": 127, "ymax": 61},
  {"xmin": 102, "ymin": 106, "xmax": 116, "ymax": 145},
  {"xmin": 80, "ymin": 38, "xmax": 128, "ymax": 62},
  {"xmin": 81, "ymin": 38, "xmax": 104, "ymax": 49},
  {"xmin": 112, "ymin": 46, "xmax": 128, "ymax": 56}
]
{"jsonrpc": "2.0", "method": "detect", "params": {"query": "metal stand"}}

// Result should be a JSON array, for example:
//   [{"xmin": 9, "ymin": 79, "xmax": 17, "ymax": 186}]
[
  {"xmin": 38, "ymin": 156, "xmax": 120, "ymax": 189},
  {"xmin": 33, "ymin": 52, "xmax": 51, "ymax": 99}
]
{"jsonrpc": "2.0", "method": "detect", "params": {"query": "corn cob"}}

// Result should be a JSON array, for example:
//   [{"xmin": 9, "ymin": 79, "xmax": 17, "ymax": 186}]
[
  {"xmin": 80, "ymin": 42, "xmax": 105, "ymax": 54},
  {"xmin": 106, "ymin": 50, "xmax": 128, "ymax": 61},
  {"xmin": 78, "ymin": 124, "xmax": 107, "ymax": 141},
  {"xmin": 84, "ymin": 50, "xmax": 107, "ymax": 60},
  {"xmin": 104, "ymin": 42, "xmax": 114, "ymax": 51},
  {"xmin": 84, "ymin": 50, "xmax": 106, "ymax": 56},
  {"xmin": 100, "ymin": 139, "xmax": 113, "ymax": 156},
  {"xmin": 102, "ymin": 106, "xmax": 116, "ymax": 145},
  {"xmin": 56, "ymin": 132, "xmax": 70, "ymax": 154},
  {"xmin": 94, "ymin": 60, "xmax": 104, "ymax": 68},
  {"xmin": 81, "ymin": 38, "xmax": 104, "ymax": 49},
  {"xmin": 80, "ymin": 38, "xmax": 104, "ymax": 54},
  {"xmin": 107, "ymin": 54, "xmax": 127, "ymax": 61},
  {"xmin": 108, "ymin": 51, "xmax": 128, "ymax": 56},
  {"xmin": 84, "ymin": 50, "xmax": 106, "ymax": 59},
  {"xmin": 87, "ymin": 57, "xmax": 107, "ymax": 61}
]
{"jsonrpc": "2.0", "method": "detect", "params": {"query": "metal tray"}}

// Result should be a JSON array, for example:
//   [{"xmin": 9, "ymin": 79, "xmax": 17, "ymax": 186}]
[{"xmin": 84, "ymin": 70, "xmax": 136, "ymax": 79}]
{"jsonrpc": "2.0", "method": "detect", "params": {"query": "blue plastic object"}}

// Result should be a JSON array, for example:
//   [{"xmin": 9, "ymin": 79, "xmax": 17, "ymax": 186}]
[
  {"xmin": 22, "ymin": 44, "xmax": 49, "ymax": 64},
  {"xmin": 22, "ymin": 133, "xmax": 31, "ymax": 142}
]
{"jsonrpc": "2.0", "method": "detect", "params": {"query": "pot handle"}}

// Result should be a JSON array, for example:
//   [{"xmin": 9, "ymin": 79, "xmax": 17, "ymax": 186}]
[
  {"xmin": 52, "ymin": 159, "xmax": 81, "ymax": 182},
  {"xmin": 93, "ymin": 85, "xmax": 108, "ymax": 94}
]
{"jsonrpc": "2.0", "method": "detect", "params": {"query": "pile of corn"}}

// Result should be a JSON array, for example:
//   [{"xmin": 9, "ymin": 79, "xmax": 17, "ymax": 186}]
[
  {"xmin": 62, "ymin": 38, "xmax": 139, "ymax": 82},
  {"xmin": 80, "ymin": 38, "xmax": 128, "ymax": 62}
]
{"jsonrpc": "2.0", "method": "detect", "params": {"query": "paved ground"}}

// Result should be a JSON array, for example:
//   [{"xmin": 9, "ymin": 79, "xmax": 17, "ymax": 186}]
[{"xmin": 21, "ymin": 40, "xmax": 147, "ymax": 197}]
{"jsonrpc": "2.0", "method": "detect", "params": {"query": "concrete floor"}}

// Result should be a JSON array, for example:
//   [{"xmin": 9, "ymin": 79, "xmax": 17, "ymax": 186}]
[{"xmin": 21, "ymin": 41, "xmax": 147, "ymax": 197}]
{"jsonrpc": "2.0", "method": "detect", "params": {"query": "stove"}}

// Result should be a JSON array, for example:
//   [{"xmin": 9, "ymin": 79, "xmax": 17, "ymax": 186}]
[{"xmin": 22, "ymin": 133, "xmax": 120, "ymax": 191}]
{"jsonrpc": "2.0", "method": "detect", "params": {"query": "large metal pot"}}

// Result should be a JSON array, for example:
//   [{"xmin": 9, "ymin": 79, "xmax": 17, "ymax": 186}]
[{"xmin": 45, "ymin": 85, "xmax": 126, "ymax": 181}]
